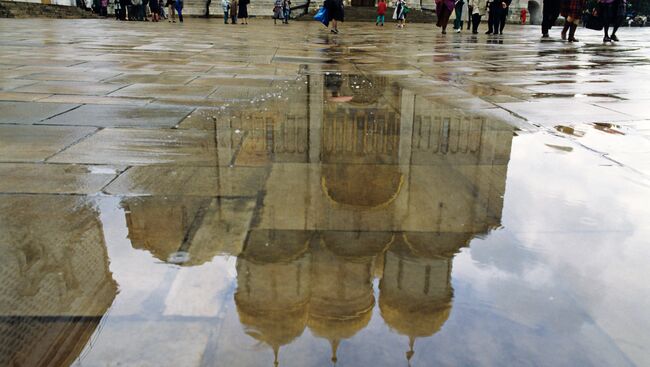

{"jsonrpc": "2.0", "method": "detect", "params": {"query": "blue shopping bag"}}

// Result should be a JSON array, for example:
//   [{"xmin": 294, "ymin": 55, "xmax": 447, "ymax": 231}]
[{"xmin": 314, "ymin": 7, "xmax": 329, "ymax": 26}]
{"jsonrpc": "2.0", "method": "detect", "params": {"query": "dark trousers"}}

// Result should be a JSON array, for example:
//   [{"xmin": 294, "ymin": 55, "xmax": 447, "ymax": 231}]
[
  {"xmin": 472, "ymin": 13, "xmax": 481, "ymax": 33},
  {"xmin": 454, "ymin": 1, "xmax": 464, "ymax": 29},
  {"xmin": 175, "ymin": 0, "xmax": 183, "ymax": 21},
  {"xmin": 541, "ymin": 0, "xmax": 560, "ymax": 34},
  {"xmin": 224, "ymin": 9, "xmax": 228, "ymax": 22},
  {"xmin": 500, "ymin": 6, "xmax": 508, "ymax": 32},
  {"xmin": 488, "ymin": 4, "xmax": 502, "ymax": 33}
]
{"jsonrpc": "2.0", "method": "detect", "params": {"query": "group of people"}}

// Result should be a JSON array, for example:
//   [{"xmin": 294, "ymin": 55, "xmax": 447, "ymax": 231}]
[
  {"xmin": 542, "ymin": 0, "xmax": 626, "ymax": 42},
  {"xmin": 380, "ymin": 0, "xmax": 626, "ymax": 42},
  {"xmin": 99, "ymin": 0, "xmax": 626, "ymax": 43},
  {"xmin": 221, "ymin": 0, "xmax": 251, "ymax": 24},
  {"xmin": 110, "ymin": 0, "xmax": 183, "ymax": 22}
]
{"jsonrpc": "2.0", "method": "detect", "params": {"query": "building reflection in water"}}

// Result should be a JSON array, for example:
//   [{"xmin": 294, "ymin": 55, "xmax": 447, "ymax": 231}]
[
  {"xmin": 0, "ymin": 196, "xmax": 117, "ymax": 367},
  {"xmin": 226, "ymin": 73, "xmax": 514, "ymax": 365}
]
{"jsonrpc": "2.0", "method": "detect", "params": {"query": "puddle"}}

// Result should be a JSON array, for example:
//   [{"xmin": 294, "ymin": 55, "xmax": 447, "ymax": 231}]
[{"xmin": 2, "ymin": 70, "xmax": 650, "ymax": 367}]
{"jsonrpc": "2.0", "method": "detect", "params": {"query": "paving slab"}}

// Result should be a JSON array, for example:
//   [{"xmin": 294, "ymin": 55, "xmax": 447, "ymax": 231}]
[
  {"xmin": 0, "ymin": 163, "xmax": 118, "ymax": 194},
  {"xmin": 0, "ymin": 124, "xmax": 96, "ymax": 162},
  {"xmin": 43, "ymin": 104, "xmax": 193, "ymax": 128},
  {"xmin": 13, "ymin": 80, "xmax": 126, "ymax": 96},
  {"xmin": 48, "ymin": 128, "xmax": 231, "ymax": 165},
  {"xmin": 0, "ymin": 101, "xmax": 79, "ymax": 124}
]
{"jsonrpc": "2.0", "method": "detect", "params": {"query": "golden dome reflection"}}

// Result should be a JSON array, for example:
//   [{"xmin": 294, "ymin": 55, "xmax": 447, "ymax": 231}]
[{"xmin": 234, "ymin": 229, "xmax": 470, "ymax": 365}]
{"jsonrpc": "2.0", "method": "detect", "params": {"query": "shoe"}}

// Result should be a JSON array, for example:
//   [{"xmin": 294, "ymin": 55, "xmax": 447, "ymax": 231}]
[
  {"xmin": 455, "ymin": 28, "xmax": 461, "ymax": 33},
  {"xmin": 542, "ymin": 33, "xmax": 549, "ymax": 38},
  {"xmin": 485, "ymin": 30, "xmax": 492, "ymax": 34},
  {"xmin": 611, "ymin": 34, "xmax": 619, "ymax": 41},
  {"xmin": 331, "ymin": 29, "xmax": 336, "ymax": 33},
  {"xmin": 603, "ymin": 36, "xmax": 611, "ymax": 42},
  {"xmin": 376, "ymin": 22, "xmax": 378, "ymax": 26},
  {"xmin": 381, "ymin": 23, "xmax": 384, "ymax": 26},
  {"xmin": 442, "ymin": 30, "xmax": 446, "ymax": 34},
  {"xmin": 568, "ymin": 37, "xmax": 578, "ymax": 42},
  {"xmin": 472, "ymin": 30, "xmax": 478, "ymax": 34}
]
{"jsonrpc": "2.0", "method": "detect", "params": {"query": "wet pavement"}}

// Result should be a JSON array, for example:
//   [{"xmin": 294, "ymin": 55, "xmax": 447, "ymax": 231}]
[{"xmin": 1, "ymin": 18, "xmax": 650, "ymax": 367}]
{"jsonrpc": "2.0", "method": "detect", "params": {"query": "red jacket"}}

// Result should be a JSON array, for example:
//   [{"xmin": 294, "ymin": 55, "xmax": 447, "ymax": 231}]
[{"xmin": 377, "ymin": 1, "xmax": 387, "ymax": 14}]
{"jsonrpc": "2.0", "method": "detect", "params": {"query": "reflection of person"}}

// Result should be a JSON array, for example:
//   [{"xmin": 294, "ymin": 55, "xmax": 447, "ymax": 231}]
[
  {"xmin": 599, "ymin": 0, "xmax": 625, "ymax": 42},
  {"xmin": 541, "ymin": 0, "xmax": 560, "ymax": 37},
  {"xmin": 520, "ymin": 7, "xmax": 527, "ymax": 23},
  {"xmin": 436, "ymin": 0, "xmax": 454, "ymax": 33},
  {"xmin": 560, "ymin": 0, "xmax": 585, "ymax": 42},
  {"xmin": 325, "ymin": 0, "xmax": 344, "ymax": 33}
]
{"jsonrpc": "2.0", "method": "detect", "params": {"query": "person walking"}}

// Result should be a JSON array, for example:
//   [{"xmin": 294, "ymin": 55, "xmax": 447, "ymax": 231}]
[
  {"xmin": 149, "ymin": 0, "xmax": 160, "ymax": 21},
  {"xmin": 520, "ymin": 7, "xmax": 526, "ymax": 23},
  {"xmin": 175, "ymin": 0, "xmax": 184, "ymax": 22},
  {"xmin": 230, "ymin": 0, "xmax": 238, "ymax": 24},
  {"xmin": 599, "ymin": 0, "xmax": 625, "ymax": 42},
  {"xmin": 238, "ymin": 0, "xmax": 249, "ymax": 24},
  {"xmin": 499, "ymin": 0, "xmax": 511, "ymax": 33},
  {"xmin": 486, "ymin": 0, "xmax": 505, "ymax": 34},
  {"xmin": 325, "ymin": 0, "xmax": 344, "ymax": 33},
  {"xmin": 436, "ymin": 0, "xmax": 454, "ymax": 33},
  {"xmin": 393, "ymin": 0, "xmax": 406, "ymax": 27},
  {"xmin": 204, "ymin": 0, "xmax": 211, "ymax": 17},
  {"xmin": 541, "ymin": 0, "xmax": 560, "ymax": 37},
  {"xmin": 453, "ymin": 0, "xmax": 466, "ymax": 33},
  {"xmin": 560, "ymin": 0, "xmax": 585, "ymax": 41},
  {"xmin": 273, "ymin": 0, "xmax": 282, "ymax": 23},
  {"xmin": 467, "ymin": 0, "xmax": 473, "ymax": 29},
  {"xmin": 282, "ymin": 0, "xmax": 291, "ymax": 23},
  {"xmin": 376, "ymin": 0, "xmax": 387, "ymax": 25},
  {"xmin": 132, "ymin": 0, "xmax": 143, "ymax": 20},
  {"xmin": 166, "ymin": 0, "xmax": 176, "ymax": 22},
  {"xmin": 469, "ymin": 0, "xmax": 486, "ymax": 33},
  {"xmin": 222, "ymin": 0, "xmax": 229, "ymax": 23}
]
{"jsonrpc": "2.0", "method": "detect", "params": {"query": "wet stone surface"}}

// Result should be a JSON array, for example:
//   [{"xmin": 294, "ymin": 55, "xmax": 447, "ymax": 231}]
[{"xmin": 1, "ymin": 18, "xmax": 650, "ymax": 367}]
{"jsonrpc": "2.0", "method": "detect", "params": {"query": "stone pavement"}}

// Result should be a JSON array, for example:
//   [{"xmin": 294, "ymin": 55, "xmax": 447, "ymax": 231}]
[{"xmin": 1, "ymin": 18, "xmax": 650, "ymax": 367}]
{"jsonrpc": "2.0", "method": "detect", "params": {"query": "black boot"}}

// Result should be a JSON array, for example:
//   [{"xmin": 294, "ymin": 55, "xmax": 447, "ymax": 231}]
[
  {"xmin": 568, "ymin": 24, "xmax": 578, "ymax": 42},
  {"xmin": 561, "ymin": 22, "xmax": 570, "ymax": 40}
]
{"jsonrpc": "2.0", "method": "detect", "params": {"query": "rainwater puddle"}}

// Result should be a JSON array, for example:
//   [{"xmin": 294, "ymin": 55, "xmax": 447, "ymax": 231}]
[{"xmin": 2, "ymin": 72, "xmax": 649, "ymax": 367}]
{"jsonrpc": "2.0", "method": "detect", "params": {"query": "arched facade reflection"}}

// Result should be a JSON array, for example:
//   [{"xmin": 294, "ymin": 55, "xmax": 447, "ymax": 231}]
[{"xmin": 229, "ymin": 73, "xmax": 513, "ymax": 365}]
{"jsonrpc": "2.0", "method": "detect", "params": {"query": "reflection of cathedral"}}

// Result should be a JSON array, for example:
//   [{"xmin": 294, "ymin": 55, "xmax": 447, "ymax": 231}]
[
  {"xmin": 227, "ymin": 73, "xmax": 514, "ymax": 364},
  {"xmin": 0, "ymin": 196, "xmax": 117, "ymax": 367},
  {"xmin": 114, "ymin": 73, "xmax": 514, "ymax": 365}
]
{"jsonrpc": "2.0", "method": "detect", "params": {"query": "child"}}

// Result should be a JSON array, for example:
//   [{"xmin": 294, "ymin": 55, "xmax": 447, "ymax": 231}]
[{"xmin": 376, "ymin": 0, "xmax": 386, "ymax": 26}]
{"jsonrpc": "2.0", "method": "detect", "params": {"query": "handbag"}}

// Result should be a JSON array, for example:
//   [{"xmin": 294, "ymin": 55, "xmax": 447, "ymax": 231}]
[
  {"xmin": 314, "ymin": 6, "xmax": 329, "ymax": 26},
  {"xmin": 584, "ymin": 8, "xmax": 603, "ymax": 30}
]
